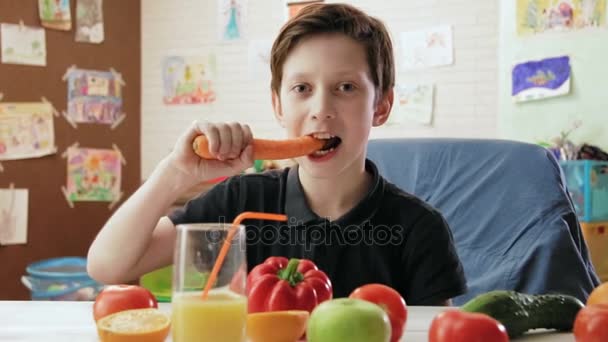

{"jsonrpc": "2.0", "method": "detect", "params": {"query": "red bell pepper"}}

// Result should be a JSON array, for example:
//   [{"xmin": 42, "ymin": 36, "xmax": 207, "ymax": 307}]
[{"xmin": 246, "ymin": 256, "xmax": 333, "ymax": 313}]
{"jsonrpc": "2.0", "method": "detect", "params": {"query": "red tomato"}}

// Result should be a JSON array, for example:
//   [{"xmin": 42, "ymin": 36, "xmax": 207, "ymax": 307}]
[
  {"xmin": 92, "ymin": 285, "xmax": 158, "ymax": 321},
  {"xmin": 429, "ymin": 310, "xmax": 508, "ymax": 342},
  {"xmin": 349, "ymin": 284, "xmax": 407, "ymax": 342},
  {"xmin": 574, "ymin": 304, "xmax": 608, "ymax": 342}
]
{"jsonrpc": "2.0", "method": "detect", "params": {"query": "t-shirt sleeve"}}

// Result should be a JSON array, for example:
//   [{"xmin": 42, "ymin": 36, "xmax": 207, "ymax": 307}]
[
  {"xmin": 399, "ymin": 210, "xmax": 467, "ymax": 305},
  {"xmin": 167, "ymin": 177, "xmax": 240, "ymax": 226}
]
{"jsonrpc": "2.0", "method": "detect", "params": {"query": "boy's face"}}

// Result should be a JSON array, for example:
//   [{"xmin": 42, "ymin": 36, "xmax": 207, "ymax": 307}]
[{"xmin": 272, "ymin": 33, "xmax": 393, "ymax": 177}]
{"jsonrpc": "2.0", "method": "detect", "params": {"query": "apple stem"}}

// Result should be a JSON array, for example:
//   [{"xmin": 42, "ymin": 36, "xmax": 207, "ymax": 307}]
[{"xmin": 277, "ymin": 258, "xmax": 304, "ymax": 287}]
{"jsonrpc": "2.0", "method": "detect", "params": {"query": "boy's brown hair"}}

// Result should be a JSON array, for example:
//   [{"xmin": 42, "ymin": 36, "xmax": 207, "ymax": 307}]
[{"xmin": 270, "ymin": 3, "xmax": 395, "ymax": 102}]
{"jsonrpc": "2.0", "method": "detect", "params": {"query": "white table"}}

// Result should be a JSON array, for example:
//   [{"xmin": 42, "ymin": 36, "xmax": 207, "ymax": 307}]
[{"xmin": 0, "ymin": 301, "xmax": 574, "ymax": 341}]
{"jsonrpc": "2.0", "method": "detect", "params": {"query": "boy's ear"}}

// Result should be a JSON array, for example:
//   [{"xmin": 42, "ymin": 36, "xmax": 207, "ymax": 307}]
[
  {"xmin": 372, "ymin": 88, "xmax": 394, "ymax": 127},
  {"xmin": 271, "ymin": 91, "xmax": 286, "ymax": 128}
]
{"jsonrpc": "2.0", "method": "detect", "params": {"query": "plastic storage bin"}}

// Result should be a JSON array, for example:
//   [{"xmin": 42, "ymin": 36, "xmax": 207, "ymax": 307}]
[
  {"xmin": 581, "ymin": 222, "xmax": 608, "ymax": 283},
  {"xmin": 21, "ymin": 257, "xmax": 104, "ymax": 301},
  {"xmin": 560, "ymin": 160, "xmax": 608, "ymax": 222}
]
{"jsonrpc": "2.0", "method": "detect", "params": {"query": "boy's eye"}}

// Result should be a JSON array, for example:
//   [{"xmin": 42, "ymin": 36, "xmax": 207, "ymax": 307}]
[
  {"xmin": 292, "ymin": 84, "xmax": 309, "ymax": 93},
  {"xmin": 338, "ymin": 83, "xmax": 356, "ymax": 92}
]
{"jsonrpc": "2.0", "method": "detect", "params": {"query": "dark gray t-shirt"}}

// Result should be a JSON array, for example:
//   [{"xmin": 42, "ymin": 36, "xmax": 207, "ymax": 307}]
[{"xmin": 169, "ymin": 159, "xmax": 467, "ymax": 304}]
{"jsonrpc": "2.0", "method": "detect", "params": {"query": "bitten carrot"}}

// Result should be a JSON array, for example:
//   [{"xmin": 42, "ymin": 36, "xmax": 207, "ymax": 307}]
[{"xmin": 192, "ymin": 135, "xmax": 325, "ymax": 160}]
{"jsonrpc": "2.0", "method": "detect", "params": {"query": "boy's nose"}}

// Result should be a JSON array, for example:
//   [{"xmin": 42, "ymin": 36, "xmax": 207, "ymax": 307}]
[
  {"xmin": 311, "ymin": 91, "xmax": 336, "ymax": 120},
  {"xmin": 312, "ymin": 112, "xmax": 335, "ymax": 120}
]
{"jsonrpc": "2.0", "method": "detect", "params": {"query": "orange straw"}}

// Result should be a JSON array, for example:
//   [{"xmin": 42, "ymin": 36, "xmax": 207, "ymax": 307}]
[{"xmin": 202, "ymin": 211, "xmax": 288, "ymax": 300}]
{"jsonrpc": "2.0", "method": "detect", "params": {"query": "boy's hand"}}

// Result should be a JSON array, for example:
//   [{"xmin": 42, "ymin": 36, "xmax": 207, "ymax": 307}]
[{"xmin": 166, "ymin": 121, "xmax": 254, "ymax": 185}]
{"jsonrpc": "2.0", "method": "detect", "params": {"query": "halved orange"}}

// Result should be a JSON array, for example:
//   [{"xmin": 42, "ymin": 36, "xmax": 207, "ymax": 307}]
[
  {"xmin": 96, "ymin": 308, "xmax": 171, "ymax": 342},
  {"xmin": 247, "ymin": 310, "xmax": 309, "ymax": 342},
  {"xmin": 588, "ymin": 282, "xmax": 608, "ymax": 306}
]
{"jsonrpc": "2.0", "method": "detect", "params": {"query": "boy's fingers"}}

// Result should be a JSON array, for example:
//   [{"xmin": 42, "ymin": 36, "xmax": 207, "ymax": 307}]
[
  {"xmin": 243, "ymin": 124, "xmax": 253, "ymax": 146},
  {"xmin": 200, "ymin": 122, "xmax": 220, "ymax": 157},
  {"xmin": 191, "ymin": 120, "xmax": 204, "ymax": 134},
  {"xmin": 219, "ymin": 144, "xmax": 251, "ymax": 175},
  {"xmin": 233, "ymin": 144, "xmax": 254, "ymax": 170},
  {"xmin": 216, "ymin": 124, "xmax": 232, "ymax": 160},
  {"xmin": 176, "ymin": 120, "xmax": 202, "ymax": 149},
  {"xmin": 228, "ymin": 122, "xmax": 243, "ymax": 159},
  {"xmin": 189, "ymin": 121, "xmax": 251, "ymax": 161}
]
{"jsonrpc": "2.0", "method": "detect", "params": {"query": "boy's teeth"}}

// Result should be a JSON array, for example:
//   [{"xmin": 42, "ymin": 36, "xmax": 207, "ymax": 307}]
[
  {"xmin": 313, "ymin": 147, "xmax": 335, "ymax": 156},
  {"xmin": 312, "ymin": 133, "xmax": 332, "ymax": 139}
]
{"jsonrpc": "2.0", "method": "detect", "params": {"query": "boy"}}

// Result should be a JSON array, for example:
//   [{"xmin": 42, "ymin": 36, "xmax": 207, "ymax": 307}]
[{"xmin": 87, "ymin": 3, "xmax": 466, "ymax": 305}]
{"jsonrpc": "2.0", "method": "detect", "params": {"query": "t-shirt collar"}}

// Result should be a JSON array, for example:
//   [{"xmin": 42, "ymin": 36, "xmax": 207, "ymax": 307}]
[{"xmin": 284, "ymin": 159, "xmax": 384, "ymax": 227}]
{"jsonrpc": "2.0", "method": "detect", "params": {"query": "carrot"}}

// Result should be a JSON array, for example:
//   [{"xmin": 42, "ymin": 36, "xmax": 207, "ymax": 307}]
[{"xmin": 192, "ymin": 135, "xmax": 325, "ymax": 160}]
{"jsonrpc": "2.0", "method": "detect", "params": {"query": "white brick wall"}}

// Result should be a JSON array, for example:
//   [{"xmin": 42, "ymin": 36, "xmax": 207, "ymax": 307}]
[{"xmin": 141, "ymin": 0, "xmax": 499, "ymax": 179}]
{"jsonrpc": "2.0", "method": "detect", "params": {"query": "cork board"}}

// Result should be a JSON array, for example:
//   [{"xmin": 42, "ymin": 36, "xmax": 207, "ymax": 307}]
[{"xmin": 0, "ymin": 0, "xmax": 141, "ymax": 299}]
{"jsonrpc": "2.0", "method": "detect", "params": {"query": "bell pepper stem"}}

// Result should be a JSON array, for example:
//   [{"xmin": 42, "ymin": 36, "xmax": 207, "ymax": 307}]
[{"xmin": 278, "ymin": 258, "xmax": 304, "ymax": 287}]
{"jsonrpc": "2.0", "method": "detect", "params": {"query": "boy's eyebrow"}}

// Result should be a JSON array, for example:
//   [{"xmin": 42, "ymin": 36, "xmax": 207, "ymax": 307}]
[
  {"xmin": 284, "ymin": 70, "xmax": 367, "ymax": 82},
  {"xmin": 284, "ymin": 72, "xmax": 310, "ymax": 82}
]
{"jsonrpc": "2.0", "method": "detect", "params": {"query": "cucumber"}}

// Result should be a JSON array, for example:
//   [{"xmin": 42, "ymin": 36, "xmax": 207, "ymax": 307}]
[{"xmin": 461, "ymin": 290, "xmax": 584, "ymax": 338}]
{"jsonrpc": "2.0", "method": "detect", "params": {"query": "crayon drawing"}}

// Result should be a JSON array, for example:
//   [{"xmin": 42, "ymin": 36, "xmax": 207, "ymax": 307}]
[
  {"xmin": 248, "ymin": 39, "xmax": 272, "ymax": 80},
  {"xmin": 66, "ymin": 68, "xmax": 124, "ymax": 124},
  {"xmin": 0, "ymin": 102, "xmax": 56, "ymax": 161},
  {"xmin": 0, "ymin": 23, "xmax": 46, "ymax": 66},
  {"xmin": 517, "ymin": 0, "xmax": 606, "ymax": 35},
  {"xmin": 162, "ymin": 55, "xmax": 217, "ymax": 105},
  {"xmin": 512, "ymin": 55, "xmax": 571, "ymax": 102},
  {"xmin": 218, "ymin": 0, "xmax": 246, "ymax": 41},
  {"xmin": 38, "ymin": 0, "xmax": 72, "ymax": 31},
  {"xmin": 66, "ymin": 147, "xmax": 121, "ymax": 202},
  {"xmin": 389, "ymin": 83, "xmax": 434, "ymax": 125},
  {"xmin": 75, "ymin": 0, "xmax": 105, "ymax": 43},
  {"xmin": 0, "ymin": 188, "xmax": 28, "ymax": 245},
  {"xmin": 400, "ymin": 25, "xmax": 453, "ymax": 70}
]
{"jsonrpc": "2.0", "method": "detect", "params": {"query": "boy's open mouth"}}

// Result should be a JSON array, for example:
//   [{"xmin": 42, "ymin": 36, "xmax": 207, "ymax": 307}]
[{"xmin": 311, "ymin": 133, "xmax": 342, "ymax": 156}]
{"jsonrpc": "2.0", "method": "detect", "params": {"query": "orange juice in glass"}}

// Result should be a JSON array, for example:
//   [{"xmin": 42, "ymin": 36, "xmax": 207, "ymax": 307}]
[{"xmin": 171, "ymin": 223, "xmax": 247, "ymax": 342}]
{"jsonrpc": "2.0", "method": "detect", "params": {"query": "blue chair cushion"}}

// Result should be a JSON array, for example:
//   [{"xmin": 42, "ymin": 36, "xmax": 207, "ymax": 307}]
[{"xmin": 367, "ymin": 138, "xmax": 600, "ymax": 305}]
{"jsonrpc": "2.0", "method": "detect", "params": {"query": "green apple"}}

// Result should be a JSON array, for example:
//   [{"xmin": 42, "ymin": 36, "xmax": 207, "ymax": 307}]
[{"xmin": 307, "ymin": 298, "xmax": 392, "ymax": 342}]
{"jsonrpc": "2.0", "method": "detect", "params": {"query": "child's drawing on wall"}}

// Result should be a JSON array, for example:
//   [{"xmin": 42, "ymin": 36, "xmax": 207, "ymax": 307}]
[
  {"xmin": 162, "ymin": 55, "xmax": 217, "ymax": 105},
  {"xmin": 389, "ymin": 83, "xmax": 434, "ymax": 125},
  {"xmin": 0, "ymin": 102, "xmax": 56, "ymax": 161},
  {"xmin": 65, "ymin": 147, "xmax": 121, "ymax": 202},
  {"xmin": 512, "ymin": 55, "xmax": 571, "ymax": 102},
  {"xmin": 0, "ymin": 23, "xmax": 47, "ymax": 67},
  {"xmin": 75, "ymin": 0, "xmax": 105, "ymax": 43},
  {"xmin": 399, "ymin": 25, "xmax": 453, "ymax": 70},
  {"xmin": 66, "ymin": 68, "xmax": 124, "ymax": 125},
  {"xmin": 0, "ymin": 187, "xmax": 28, "ymax": 245},
  {"xmin": 517, "ymin": 0, "xmax": 606, "ymax": 35},
  {"xmin": 219, "ymin": 0, "xmax": 246, "ymax": 41},
  {"xmin": 248, "ymin": 39, "xmax": 273, "ymax": 79},
  {"xmin": 38, "ymin": 0, "xmax": 72, "ymax": 31}
]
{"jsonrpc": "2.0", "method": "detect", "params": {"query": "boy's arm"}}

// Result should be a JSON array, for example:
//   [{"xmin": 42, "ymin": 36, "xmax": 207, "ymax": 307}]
[
  {"xmin": 86, "ymin": 159, "xmax": 185, "ymax": 284},
  {"xmin": 87, "ymin": 121, "xmax": 254, "ymax": 284}
]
